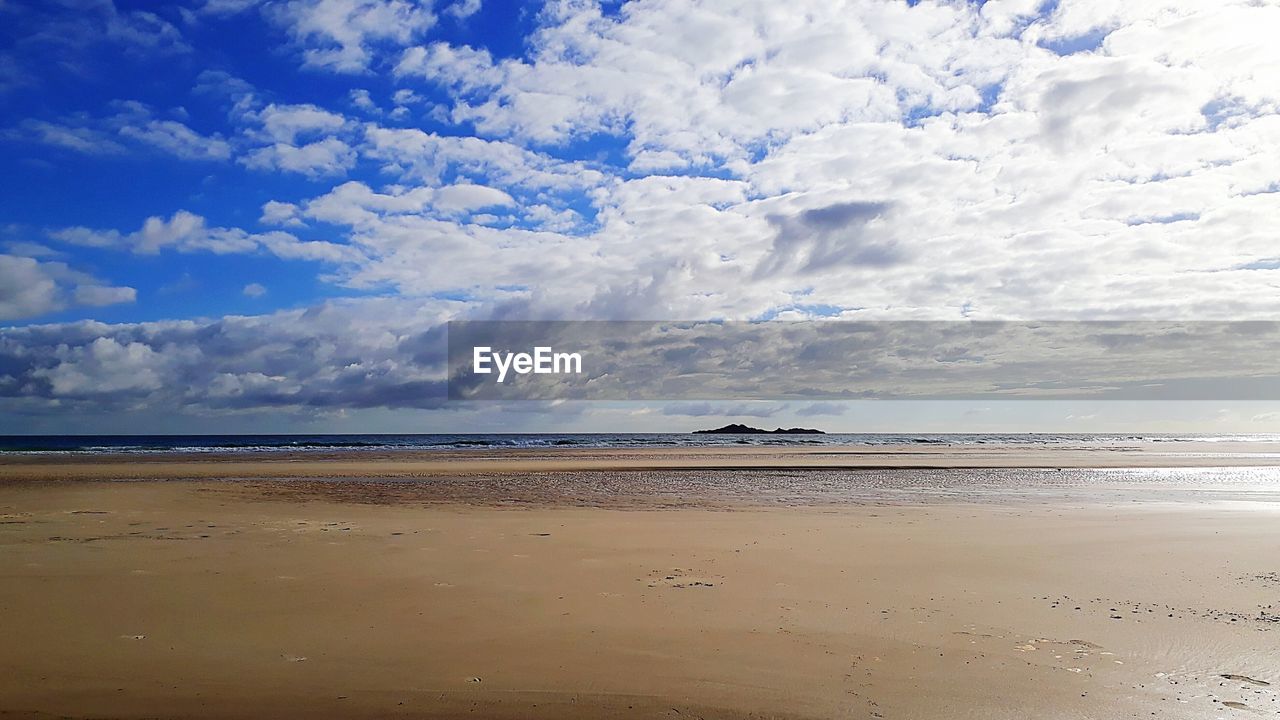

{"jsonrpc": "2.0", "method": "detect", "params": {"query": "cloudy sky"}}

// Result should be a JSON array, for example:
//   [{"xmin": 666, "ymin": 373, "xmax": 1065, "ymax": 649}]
[{"xmin": 2, "ymin": 0, "xmax": 1280, "ymax": 434}]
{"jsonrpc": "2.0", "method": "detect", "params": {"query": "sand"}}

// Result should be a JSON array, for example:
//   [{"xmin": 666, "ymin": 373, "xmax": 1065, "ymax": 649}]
[
  {"xmin": 4, "ymin": 440, "xmax": 1280, "ymax": 484},
  {"xmin": 1, "ymin": 445, "xmax": 1279, "ymax": 719}
]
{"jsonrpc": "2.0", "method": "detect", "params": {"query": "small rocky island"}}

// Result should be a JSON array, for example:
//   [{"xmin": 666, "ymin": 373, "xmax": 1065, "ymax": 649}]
[{"xmin": 693, "ymin": 423, "xmax": 825, "ymax": 435}]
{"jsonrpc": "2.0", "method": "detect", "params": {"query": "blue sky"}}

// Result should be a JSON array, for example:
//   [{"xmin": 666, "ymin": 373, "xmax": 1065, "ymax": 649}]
[
  {"xmin": 2, "ymin": 0, "xmax": 1280, "ymax": 433},
  {"xmin": 2, "ymin": 0, "xmax": 565, "ymax": 325}
]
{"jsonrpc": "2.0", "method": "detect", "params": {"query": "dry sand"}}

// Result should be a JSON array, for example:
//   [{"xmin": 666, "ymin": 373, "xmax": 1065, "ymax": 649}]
[{"xmin": 1, "ymin": 445, "xmax": 1279, "ymax": 719}]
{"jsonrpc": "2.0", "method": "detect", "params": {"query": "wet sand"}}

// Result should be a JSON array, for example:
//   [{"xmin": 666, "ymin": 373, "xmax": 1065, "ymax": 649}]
[
  {"xmin": 4, "ymin": 440, "xmax": 1280, "ymax": 484},
  {"xmin": 1, "ymin": 446, "xmax": 1279, "ymax": 718}
]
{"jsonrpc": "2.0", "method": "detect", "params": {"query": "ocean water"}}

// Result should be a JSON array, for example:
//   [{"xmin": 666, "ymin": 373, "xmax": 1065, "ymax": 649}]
[{"xmin": 1, "ymin": 432, "xmax": 1279, "ymax": 454}]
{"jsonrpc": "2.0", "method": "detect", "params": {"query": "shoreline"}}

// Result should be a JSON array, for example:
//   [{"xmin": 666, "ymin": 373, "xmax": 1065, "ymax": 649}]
[{"xmin": 6, "ymin": 441, "xmax": 1280, "ymax": 484}]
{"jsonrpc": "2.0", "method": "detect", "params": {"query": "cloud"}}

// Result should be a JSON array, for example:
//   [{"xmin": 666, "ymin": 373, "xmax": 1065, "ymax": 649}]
[
  {"xmin": 269, "ymin": 0, "xmax": 438, "ymax": 73},
  {"xmin": 118, "ymin": 119, "xmax": 232, "ymax": 160},
  {"xmin": 360, "ymin": 124, "xmax": 604, "ymax": 191},
  {"xmin": 32, "ymin": 337, "xmax": 168, "ymax": 396},
  {"xmin": 94, "ymin": 4, "xmax": 190, "ymax": 55},
  {"xmin": 444, "ymin": 0, "xmax": 480, "ymax": 21},
  {"xmin": 6, "ymin": 105, "xmax": 231, "ymax": 161},
  {"xmin": 396, "ymin": 2, "xmax": 1012, "ymax": 156},
  {"xmin": 0, "ymin": 299, "xmax": 453, "ymax": 414},
  {"xmin": 0, "ymin": 254, "xmax": 135, "ymax": 321},
  {"xmin": 51, "ymin": 211, "xmax": 362, "ymax": 266},
  {"xmin": 253, "ymin": 103, "xmax": 348, "ymax": 143},
  {"xmin": 74, "ymin": 284, "xmax": 137, "ymax": 307},
  {"xmin": 349, "ymin": 88, "xmax": 380, "ymax": 113},
  {"xmin": 758, "ymin": 201, "xmax": 902, "ymax": 278},
  {"xmin": 260, "ymin": 201, "xmax": 304, "ymax": 227},
  {"xmin": 8, "ymin": 119, "xmax": 126, "ymax": 155},
  {"xmin": 200, "ymin": 0, "xmax": 263, "ymax": 15},
  {"xmin": 661, "ymin": 402, "xmax": 786, "ymax": 419},
  {"xmin": 10, "ymin": 0, "xmax": 1280, "ymax": 430},
  {"xmin": 242, "ymin": 137, "xmax": 357, "ymax": 176},
  {"xmin": 446, "ymin": 320, "xmax": 1280, "ymax": 403},
  {"xmin": 18, "ymin": 1, "xmax": 190, "ymax": 57},
  {"xmin": 228, "ymin": 103, "xmax": 358, "ymax": 176},
  {"xmin": 243, "ymin": 283, "xmax": 267, "ymax": 297},
  {"xmin": 796, "ymin": 402, "xmax": 848, "ymax": 417}
]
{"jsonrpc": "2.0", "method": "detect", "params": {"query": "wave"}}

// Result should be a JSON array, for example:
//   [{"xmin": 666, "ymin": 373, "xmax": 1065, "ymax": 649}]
[{"xmin": 3, "ymin": 432, "xmax": 1279, "ymax": 455}]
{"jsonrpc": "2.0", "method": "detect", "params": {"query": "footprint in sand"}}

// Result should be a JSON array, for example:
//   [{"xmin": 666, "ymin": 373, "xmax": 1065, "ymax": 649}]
[
  {"xmin": 1221, "ymin": 701, "xmax": 1251, "ymax": 710},
  {"xmin": 642, "ymin": 568, "xmax": 721, "ymax": 589}
]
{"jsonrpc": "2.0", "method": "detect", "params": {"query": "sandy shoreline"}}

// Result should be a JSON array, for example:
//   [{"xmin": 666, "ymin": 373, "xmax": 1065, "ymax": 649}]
[
  {"xmin": 5, "ymin": 440, "xmax": 1280, "ymax": 484},
  {"xmin": 2, "ymin": 446, "xmax": 1279, "ymax": 718}
]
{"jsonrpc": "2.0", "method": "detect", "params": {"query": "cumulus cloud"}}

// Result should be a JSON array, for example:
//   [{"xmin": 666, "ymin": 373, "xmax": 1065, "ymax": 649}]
[
  {"xmin": 260, "ymin": 200, "xmax": 304, "ymax": 227},
  {"xmin": 444, "ymin": 0, "xmax": 480, "ymax": 21},
  {"xmin": 0, "ymin": 299, "xmax": 453, "ymax": 414},
  {"xmin": 269, "ymin": 0, "xmax": 438, "ymax": 73},
  {"xmin": 229, "ymin": 103, "xmax": 358, "ymax": 176},
  {"xmin": 252, "ymin": 103, "xmax": 348, "ymax": 143},
  {"xmin": 242, "ymin": 137, "xmax": 358, "ymax": 176},
  {"xmin": 0, "ymin": 254, "xmax": 135, "ymax": 321}
]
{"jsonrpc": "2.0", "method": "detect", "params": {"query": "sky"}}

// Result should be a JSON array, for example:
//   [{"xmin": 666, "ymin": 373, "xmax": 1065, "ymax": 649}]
[{"xmin": 2, "ymin": 0, "xmax": 1280, "ymax": 434}]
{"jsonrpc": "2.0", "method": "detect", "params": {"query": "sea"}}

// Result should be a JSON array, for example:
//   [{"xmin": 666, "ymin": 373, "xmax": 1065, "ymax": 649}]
[{"xmin": 1, "ymin": 433, "xmax": 1278, "ymax": 454}]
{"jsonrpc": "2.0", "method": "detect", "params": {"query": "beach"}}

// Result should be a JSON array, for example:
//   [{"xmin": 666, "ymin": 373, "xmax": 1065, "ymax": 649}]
[{"xmin": 2, "ymin": 443, "xmax": 1278, "ymax": 719}]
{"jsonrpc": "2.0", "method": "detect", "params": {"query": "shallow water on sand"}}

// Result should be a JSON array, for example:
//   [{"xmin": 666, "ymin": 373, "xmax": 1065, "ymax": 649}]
[{"xmin": 240, "ymin": 466, "xmax": 1280, "ymax": 508}]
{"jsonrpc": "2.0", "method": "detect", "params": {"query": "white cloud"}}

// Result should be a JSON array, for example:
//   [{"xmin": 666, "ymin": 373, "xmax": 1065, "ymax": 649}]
[
  {"xmin": 0, "ymin": 254, "xmax": 135, "ymax": 320},
  {"xmin": 253, "ymin": 103, "xmax": 348, "ymax": 143},
  {"xmin": 51, "ymin": 211, "xmax": 362, "ymax": 266},
  {"xmin": 349, "ymin": 88, "xmax": 380, "ymax": 113},
  {"xmin": 26, "ymin": 1, "xmax": 1280, "ymax": 324},
  {"xmin": 200, "ymin": 0, "xmax": 263, "ymax": 15},
  {"xmin": 0, "ymin": 298, "xmax": 457, "ymax": 413},
  {"xmin": 119, "ymin": 119, "xmax": 232, "ymax": 160},
  {"xmin": 100, "ymin": 4, "xmax": 190, "ymax": 55},
  {"xmin": 9, "ymin": 119, "xmax": 126, "ymax": 155},
  {"xmin": 270, "ymin": 0, "xmax": 438, "ymax": 73},
  {"xmin": 445, "ymin": 0, "xmax": 479, "ymax": 21},
  {"xmin": 0, "ymin": 255, "xmax": 63, "ymax": 320},
  {"xmin": 260, "ymin": 200, "xmax": 304, "ymax": 227},
  {"xmin": 242, "ymin": 137, "xmax": 357, "ymax": 176},
  {"xmin": 360, "ymin": 124, "xmax": 605, "ymax": 191},
  {"xmin": 243, "ymin": 283, "xmax": 267, "ymax": 297},
  {"xmin": 74, "ymin": 284, "xmax": 137, "ymax": 307},
  {"xmin": 7, "ymin": 105, "xmax": 231, "ymax": 161},
  {"xmin": 33, "ymin": 337, "xmax": 167, "ymax": 397},
  {"xmin": 433, "ymin": 183, "xmax": 514, "ymax": 212}
]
